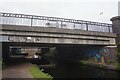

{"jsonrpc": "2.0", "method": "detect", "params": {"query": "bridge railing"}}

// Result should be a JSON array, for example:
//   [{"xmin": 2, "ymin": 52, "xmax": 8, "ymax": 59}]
[{"xmin": 0, "ymin": 12, "xmax": 112, "ymax": 33}]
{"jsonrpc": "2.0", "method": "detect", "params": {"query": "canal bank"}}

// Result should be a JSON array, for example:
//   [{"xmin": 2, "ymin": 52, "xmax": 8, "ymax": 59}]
[{"xmin": 79, "ymin": 60, "xmax": 119, "ymax": 70}]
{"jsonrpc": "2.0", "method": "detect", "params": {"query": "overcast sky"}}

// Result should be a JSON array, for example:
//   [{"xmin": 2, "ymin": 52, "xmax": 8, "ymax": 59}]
[{"xmin": 0, "ymin": 0, "xmax": 119, "ymax": 23}]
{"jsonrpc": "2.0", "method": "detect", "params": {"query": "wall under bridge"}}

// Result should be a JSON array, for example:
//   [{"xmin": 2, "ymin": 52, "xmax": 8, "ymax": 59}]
[
  {"xmin": 2, "ymin": 42, "xmax": 117, "ymax": 65},
  {"xmin": 56, "ymin": 45, "xmax": 117, "ymax": 64}
]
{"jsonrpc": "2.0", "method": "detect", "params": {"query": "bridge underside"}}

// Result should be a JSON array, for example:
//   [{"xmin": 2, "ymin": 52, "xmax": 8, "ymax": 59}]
[
  {"xmin": 2, "ymin": 42, "xmax": 117, "ymax": 64},
  {"xmin": 2, "ymin": 42, "xmax": 112, "ymax": 47}
]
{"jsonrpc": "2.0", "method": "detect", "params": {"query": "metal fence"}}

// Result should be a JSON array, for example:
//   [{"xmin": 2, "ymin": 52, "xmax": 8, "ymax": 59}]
[{"xmin": 0, "ymin": 12, "xmax": 112, "ymax": 33}]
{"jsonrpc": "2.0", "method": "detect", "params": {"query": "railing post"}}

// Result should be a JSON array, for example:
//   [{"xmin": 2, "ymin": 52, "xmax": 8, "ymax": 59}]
[
  {"xmin": 61, "ymin": 21, "xmax": 63, "ymax": 28},
  {"xmin": 108, "ymin": 26, "xmax": 111, "ymax": 33},
  {"xmin": 56, "ymin": 21, "xmax": 59, "ymax": 28},
  {"xmin": 74, "ymin": 24, "xmax": 75, "ymax": 29},
  {"xmin": 31, "ymin": 17, "xmax": 33, "ymax": 26},
  {"xmin": 86, "ymin": 23, "xmax": 88, "ymax": 31},
  {"xmin": 0, "ymin": 13, "xmax": 1, "ymax": 25}
]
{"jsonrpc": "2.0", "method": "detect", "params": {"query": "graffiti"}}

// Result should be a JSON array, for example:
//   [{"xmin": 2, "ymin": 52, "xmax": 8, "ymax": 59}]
[
  {"xmin": 94, "ymin": 47, "xmax": 110, "ymax": 63},
  {"xmin": 84, "ymin": 46, "xmax": 115, "ymax": 64},
  {"xmin": 95, "ymin": 53, "xmax": 101, "ymax": 62},
  {"xmin": 99, "ymin": 48, "xmax": 109, "ymax": 56},
  {"xmin": 92, "ymin": 47, "xmax": 110, "ymax": 63},
  {"xmin": 8, "ymin": 36, "xmax": 42, "ymax": 42}
]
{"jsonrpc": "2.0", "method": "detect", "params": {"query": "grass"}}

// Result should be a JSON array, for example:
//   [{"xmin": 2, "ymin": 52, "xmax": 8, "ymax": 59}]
[
  {"xmin": 80, "ymin": 60, "xmax": 89, "ymax": 64},
  {"xmin": 116, "ymin": 63, "xmax": 120, "ymax": 70},
  {"xmin": 117, "ymin": 43, "xmax": 120, "ymax": 63},
  {"xmin": 29, "ymin": 64, "xmax": 53, "ymax": 79},
  {"xmin": 0, "ymin": 60, "xmax": 2, "ymax": 70}
]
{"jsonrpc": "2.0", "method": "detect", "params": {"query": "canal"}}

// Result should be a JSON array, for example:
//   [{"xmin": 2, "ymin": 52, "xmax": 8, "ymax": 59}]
[{"xmin": 38, "ymin": 59, "xmax": 119, "ymax": 79}]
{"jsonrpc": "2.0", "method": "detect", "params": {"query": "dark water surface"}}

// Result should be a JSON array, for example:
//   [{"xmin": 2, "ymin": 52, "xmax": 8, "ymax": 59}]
[{"xmin": 41, "ymin": 60, "xmax": 119, "ymax": 79}]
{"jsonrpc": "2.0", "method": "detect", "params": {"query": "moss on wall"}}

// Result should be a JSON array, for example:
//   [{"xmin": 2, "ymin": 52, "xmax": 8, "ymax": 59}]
[{"xmin": 117, "ymin": 43, "xmax": 120, "ymax": 63}]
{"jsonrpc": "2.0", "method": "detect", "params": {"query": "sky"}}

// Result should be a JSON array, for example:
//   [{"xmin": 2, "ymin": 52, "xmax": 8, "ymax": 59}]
[{"xmin": 0, "ymin": 0, "xmax": 119, "ymax": 23}]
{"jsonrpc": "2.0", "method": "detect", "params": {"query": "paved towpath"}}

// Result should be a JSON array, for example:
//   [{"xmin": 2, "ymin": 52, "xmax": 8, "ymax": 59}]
[{"xmin": 2, "ymin": 62, "xmax": 33, "ymax": 78}]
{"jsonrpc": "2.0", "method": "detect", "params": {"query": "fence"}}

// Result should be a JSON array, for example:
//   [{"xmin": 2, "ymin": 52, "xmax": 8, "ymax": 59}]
[{"xmin": 0, "ymin": 12, "xmax": 112, "ymax": 33}]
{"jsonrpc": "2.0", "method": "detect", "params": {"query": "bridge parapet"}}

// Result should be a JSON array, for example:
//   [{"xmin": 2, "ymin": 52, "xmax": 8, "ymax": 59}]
[{"xmin": 0, "ymin": 12, "xmax": 112, "ymax": 33}]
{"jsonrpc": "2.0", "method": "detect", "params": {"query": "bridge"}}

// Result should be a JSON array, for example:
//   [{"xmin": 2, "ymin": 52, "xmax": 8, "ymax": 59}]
[
  {"xmin": 0, "ymin": 12, "xmax": 116, "ymax": 45},
  {"xmin": 0, "ymin": 12, "xmax": 117, "ymax": 64}
]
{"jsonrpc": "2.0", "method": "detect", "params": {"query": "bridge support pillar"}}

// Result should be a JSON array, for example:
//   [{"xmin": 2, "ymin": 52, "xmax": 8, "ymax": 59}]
[
  {"xmin": 2, "ymin": 43, "xmax": 10, "ymax": 62},
  {"xmin": 104, "ymin": 46, "xmax": 117, "ymax": 64}
]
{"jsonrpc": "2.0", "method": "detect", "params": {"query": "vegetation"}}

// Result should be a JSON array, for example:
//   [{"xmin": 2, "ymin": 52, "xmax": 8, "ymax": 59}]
[
  {"xmin": 29, "ymin": 65, "xmax": 53, "ymax": 79},
  {"xmin": 117, "ymin": 43, "xmax": 120, "ymax": 63},
  {"xmin": 44, "ymin": 48, "xmax": 57, "ymax": 57},
  {"xmin": 0, "ymin": 59, "xmax": 4, "ymax": 69},
  {"xmin": 49, "ymin": 48, "xmax": 57, "ymax": 57},
  {"xmin": 116, "ymin": 63, "xmax": 120, "ymax": 70},
  {"xmin": 0, "ymin": 59, "xmax": 2, "ymax": 70},
  {"xmin": 116, "ymin": 43, "xmax": 120, "ymax": 70},
  {"xmin": 80, "ymin": 60, "xmax": 89, "ymax": 64},
  {"xmin": 107, "ymin": 60, "xmax": 113, "ymax": 65}
]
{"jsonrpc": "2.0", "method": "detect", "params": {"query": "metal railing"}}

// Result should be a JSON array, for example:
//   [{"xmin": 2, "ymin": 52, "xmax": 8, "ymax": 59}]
[{"xmin": 0, "ymin": 12, "xmax": 113, "ymax": 33}]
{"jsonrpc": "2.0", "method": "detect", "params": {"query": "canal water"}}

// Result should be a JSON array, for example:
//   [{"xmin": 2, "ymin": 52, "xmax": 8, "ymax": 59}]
[{"xmin": 39, "ymin": 59, "xmax": 119, "ymax": 79}]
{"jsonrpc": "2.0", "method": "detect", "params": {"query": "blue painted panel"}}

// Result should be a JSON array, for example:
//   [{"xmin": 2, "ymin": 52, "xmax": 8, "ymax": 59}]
[{"xmin": 84, "ymin": 46, "xmax": 101, "ymax": 57}]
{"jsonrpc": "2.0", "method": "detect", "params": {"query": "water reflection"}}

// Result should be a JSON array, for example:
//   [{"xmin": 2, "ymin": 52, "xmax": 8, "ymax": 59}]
[{"xmin": 42, "ymin": 60, "xmax": 119, "ymax": 79}]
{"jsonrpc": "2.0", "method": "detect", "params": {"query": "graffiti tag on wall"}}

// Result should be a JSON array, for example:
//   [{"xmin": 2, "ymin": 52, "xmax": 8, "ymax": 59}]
[
  {"xmin": 95, "ymin": 47, "xmax": 110, "ymax": 63},
  {"xmin": 99, "ymin": 47, "xmax": 109, "ymax": 56}
]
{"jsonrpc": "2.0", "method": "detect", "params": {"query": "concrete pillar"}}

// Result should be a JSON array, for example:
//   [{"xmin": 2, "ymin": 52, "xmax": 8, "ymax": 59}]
[
  {"xmin": 106, "ymin": 46, "xmax": 117, "ymax": 63},
  {"xmin": 2, "ymin": 43, "xmax": 10, "ymax": 62},
  {"xmin": 110, "ymin": 16, "xmax": 120, "ymax": 43}
]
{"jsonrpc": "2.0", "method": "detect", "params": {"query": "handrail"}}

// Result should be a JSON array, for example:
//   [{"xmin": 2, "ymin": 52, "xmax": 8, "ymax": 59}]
[{"xmin": 0, "ymin": 12, "xmax": 112, "ymax": 33}]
